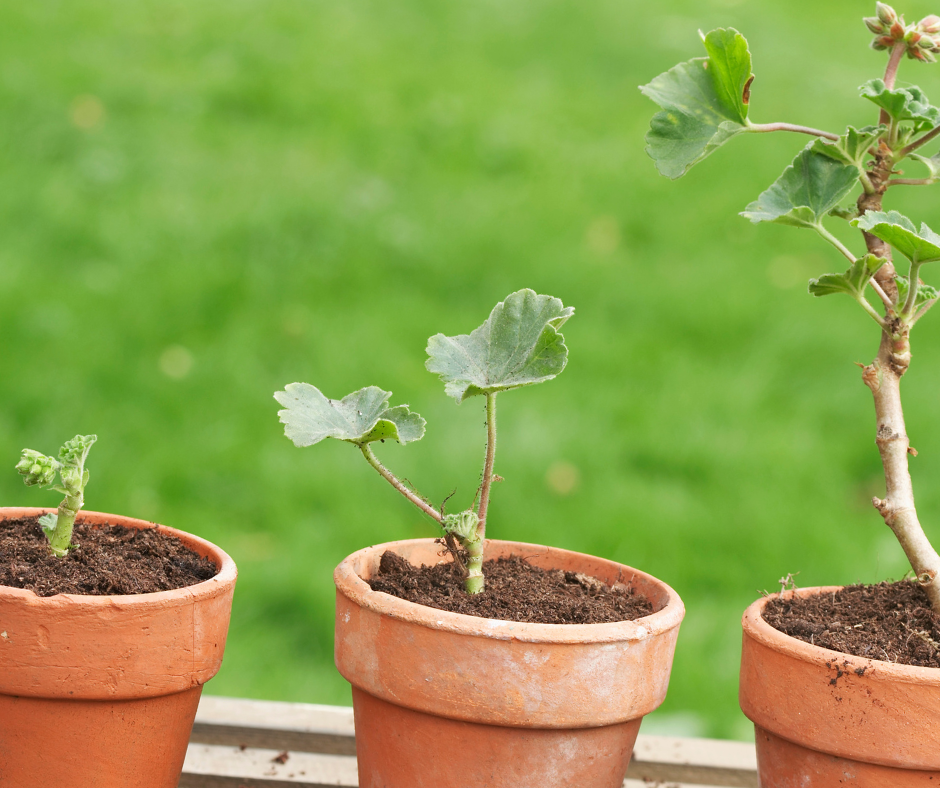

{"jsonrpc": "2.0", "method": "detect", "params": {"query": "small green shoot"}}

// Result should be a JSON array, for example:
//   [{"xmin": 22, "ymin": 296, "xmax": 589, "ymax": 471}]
[
  {"xmin": 275, "ymin": 289, "xmax": 573, "ymax": 593},
  {"xmin": 16, "ymin": 434, "xmax": 97, "ymax": 557}
]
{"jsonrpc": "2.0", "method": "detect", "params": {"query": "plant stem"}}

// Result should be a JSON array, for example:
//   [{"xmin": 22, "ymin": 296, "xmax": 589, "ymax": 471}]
[
  {"xmin": 49, "ymin": 491, "xmax": 82, "ymax": 557},
  {"xmin": 898, "ymin": 125, "xmax": 940, "ymax": 158},
  {"xmin": 814, "ymin": 224, "xmax": 856, "ymax": 263},
  {"xmin": 901, "ymin": 262, "xmax": 922, "ymax": 318},
  {"xmin": 359, "ymin": 444, "xmax": 442, "ymax": 523},
  {"xmin": 887, "ymin": 177, "xmax": 936, "ymax": 187},
  {"xmin": 855, "ymin": 153, "xmax": 940, "ymax": 607},
  {"xmin": 869, "ymin": 278, "xmax": 893, "ymax": 311},
  {"xmin": 464, "ymin": 533, "xmax": 485, "ymax": 594},
  {"xmin": 746, "ymin": 122, "xmax": 839, "ymax": 141},
  {"xmin": 476, "ymin": 393, "xmax": 498, "ymax": 541},
  {"xmin": 857, "ymin": 295, "xmax": 888, "ymax": 328},
  {"xmin": 863, "ymin": 335, "xmax": 940, "ymax": 608},
  {"xmin": 911, "ymin": 298, "xmax": 938, "ymax": 325},
  {"xmin": 879, "ymin": 43, "xmax": 907, "ymax": 127}
]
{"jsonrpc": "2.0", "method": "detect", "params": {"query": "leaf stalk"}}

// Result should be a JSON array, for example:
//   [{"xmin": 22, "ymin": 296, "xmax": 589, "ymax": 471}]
[
  {"xmin": 359, "ymin": 443, "xmax": 442, "ymax": 523},
  {"xmin": 746, "ymin": 122, "xmax": 839, "ymax": 141}
]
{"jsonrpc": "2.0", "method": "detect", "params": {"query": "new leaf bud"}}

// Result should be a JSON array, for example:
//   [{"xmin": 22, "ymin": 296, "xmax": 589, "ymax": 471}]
[
  {"xmin": 442, "ymin": 510, "xmax": 480, "ymax": 542},
  {"xmin": 865, "ymin": 16, "xmax": 887, "ymax": 34},
  {"xmin": 918, "ymin": 34, "xmax": 937, "ymax": 48},
  {"xmin": 919, "ymin": 14, "xmax": 940, "ymax": 34},
  {"xmin": 16, "ymin": 450, "xmax": 58, "ymax": 487},
  {"xmin": 877, "ymin": 2, "xmax": 899, "ymax": 26}
]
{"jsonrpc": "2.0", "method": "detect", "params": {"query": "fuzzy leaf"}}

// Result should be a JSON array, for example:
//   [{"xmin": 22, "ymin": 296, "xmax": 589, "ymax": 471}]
[
  {"xmin": 640, "ymin": 28, "xmax": 752, "ymax": 179},
  {"xmin": 426, "ymin": 289, "xmax": 574, "ymax": 404},
  {"xmin": 853, "ymin": 210, "xmax": 940, "ymax": 264},
  {"xmin": 895, "ymin": 276, "xmax": 940, "ymax": 310},
  {"xmin": 860, "ymin": 80, "xmax": 940, "ymax": 131},
  {"xmin": 909, "ymin": 151, "xmax": 940, "ymax": 180},
  {"xmin": 58, "ymin": 434, "xmax": 97, "ymax": 467},
  {"xmin": 808, "ymin": 254, "xmax": 886, "ymax": 298},
  {"xmin": 275, "ymin": 384, "xmax": 426, "ymax": 447},
  {"xmin": 812, "ymin": 125, "xmax": 884, "ymax": 168},
  {"xmin": 39, "ymin": 513, "xmax": 58, "ymax": 538},
  {"xmin": 741, "ymin": 147, "xmax": 859, "ymax": 228}
]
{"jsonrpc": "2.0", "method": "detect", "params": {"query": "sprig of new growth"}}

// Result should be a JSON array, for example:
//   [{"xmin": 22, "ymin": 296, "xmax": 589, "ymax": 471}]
[
  {"xmin": 275, "ymin": 289, "xmax": 573, "ymax": 593},
  {"xmin": 16, "ymin": 434, "xmax": 97, "ymax": 556},
  {"xmin": 642, "ymin": 4, "xmax": 940, "ymax": 608}
]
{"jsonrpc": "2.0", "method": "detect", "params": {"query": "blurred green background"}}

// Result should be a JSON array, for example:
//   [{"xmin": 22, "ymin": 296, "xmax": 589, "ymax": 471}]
[{"xmin": 4, "ymin": 0, "xmax": 940, "ymax": 741}]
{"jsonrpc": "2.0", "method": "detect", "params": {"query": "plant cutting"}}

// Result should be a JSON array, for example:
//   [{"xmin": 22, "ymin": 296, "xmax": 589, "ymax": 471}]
[
  {"xmin": 643, "ymin": 5, "xmax": 940, "ymax": 784},
  {"xmin": 275, "ymin": 288, "xmax": 685, "ymax": 788},
  {"xmin": 0, "ymin": 435, "xmax": 237, "ymax": 788}
]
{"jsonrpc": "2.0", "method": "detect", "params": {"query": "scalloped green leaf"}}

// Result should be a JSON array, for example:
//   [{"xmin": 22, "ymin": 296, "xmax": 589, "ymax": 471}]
[
  {"xmin": 808, "ymin": 254, "xmax": 887, "ymax": 298},
  {"xmin": 812, "ymin": 125, "xmax": 884, "ymax": 168},
  {"xmin": 426, "ymin": 289, "xmax": 574, "ymax": 404},
  {"xmin": 860, "ymin": 80, "xmax": 940, "ymax": 131},
  {"xmin": 895, "ymin": 275, "xmax": 940, "ymax": 309},
  {"xmin": 275, "ymin": 384, "xmax": 426, "ymax": 447},
  {"xmin": 909, "ymin": 151, "xmax": 940, "ymax": 180},
  {"xmin": 741, "ymin": 147, "xmax": 859, "ymax": 228},
  {"xmin": 853, "ymin": 210, "xmax": 940, "ymax": 264},
  {"xmin": 640, "ymin": 28, "xmax": 752, "ymax": 179}
]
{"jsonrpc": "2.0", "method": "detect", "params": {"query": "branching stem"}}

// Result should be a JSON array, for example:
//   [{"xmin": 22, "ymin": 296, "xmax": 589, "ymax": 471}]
[
  {"xmin": 863, "ymin": 338, "xmax": 940, "ymax": 609},
  {"xmin": 359, "ymin": 444, "xmax": 442, "ymax": 523},
  {"xmin": 869, "ymin": 278, "xmax": 893, "ymax": 311},
  {"xmin": 857, "ymin": 295, "xmax": 888, "ymax": 328},
  {"xmin": 476, "ymin": 393, "xmax": 498, "ymax": 541},
  {"xmin": 887, "ymin": 177, "xmax": 936, "ymax": 187},
  {"xmin": 897, "ymin": 124, "xmax": 940, "ymax": 159},
  {"xmin": 902, "ymin": 262, "xmax": 922, "ymax": 318},
  {"xmin": 746, "ymin": 122, "xmax": 839, "ymax": 141},
  {"xmin": 814, "ymin": 224, "xmax": 857, "ymax": 263}
]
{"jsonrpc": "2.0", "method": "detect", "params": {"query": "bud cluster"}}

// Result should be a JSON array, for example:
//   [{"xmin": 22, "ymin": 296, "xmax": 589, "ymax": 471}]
[
  {"xmin": 865, "ymin": 3, "xmax": 940, "ymax": 62},
  {"xmin": 16, "ymin": 450, "xmax": 60, "ymax": 488}
]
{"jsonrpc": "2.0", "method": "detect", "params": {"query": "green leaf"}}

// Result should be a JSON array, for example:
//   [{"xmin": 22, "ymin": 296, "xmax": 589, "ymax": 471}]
[
  {"xmin": 640, "ymin": 28, "xmax": 752, "ymax": 179},
  {"xmin": 741, "ymin": 147, "xmax": 859, "ymax": 228},
  {"xmin": 426, "ymin": 289, "xmax": 574, "ymax": 404},
  {"xmin": 39, "ymin": 513, "xmax": 58, "ymax": 539},
  {"xmin": 808, "ymin": 254, "xmax": 886, "ymax": 298},
  {"xmin": 895, "ymin": 275, "xmax": 940, "ymax": 309},
  {"xmin": 58, "ymin": 434, "xmax": 97, "ymax": 468},
  {"xmin": 275, "ymin": 384, "xmax": 426, "ymax": 447},
  {"xmin": 812, "ymin": 125, "xmax": 884, "ymax": 168},
  {"xmin": 909, "ymin": 151, "xmax": 940, "ymax": 180},
  {"xmin": 860, "ymin": 80, "xmax": 940, "ymax": 131},
  {"xmin": 853, "ymin": 210, "xmax": 940, "ymax": 264}
]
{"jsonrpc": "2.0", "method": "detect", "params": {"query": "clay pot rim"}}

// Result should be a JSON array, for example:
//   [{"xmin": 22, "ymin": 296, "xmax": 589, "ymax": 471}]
[
  {"xmin": 743, "ymin": 585, "xmax": 940, "ymax": 684},
  {"xmin": 0, "ymin": 507, "xmax": 236, "ymax": 605},
  {"xmin": 335, "ymin": 537, "xmax": 685, "ymax": 644}
]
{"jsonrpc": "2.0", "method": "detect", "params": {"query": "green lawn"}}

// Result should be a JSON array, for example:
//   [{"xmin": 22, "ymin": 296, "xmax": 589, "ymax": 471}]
[{"xmin": 3, "ymin": 0, "xmax": 940, "ymax": 740}]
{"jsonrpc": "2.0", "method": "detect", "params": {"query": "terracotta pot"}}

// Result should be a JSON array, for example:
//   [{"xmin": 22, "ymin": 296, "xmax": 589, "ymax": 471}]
[
  {"xmin": 334, "ymin": 538, "xmax": 684, "ymax": 788},
  {"xmin": 740, "ymin": 588, "xmax": 940, "ymax": 786},
  {"xmin": 0, "ymin": 507, "xmax": 237, "ymax": 788}
]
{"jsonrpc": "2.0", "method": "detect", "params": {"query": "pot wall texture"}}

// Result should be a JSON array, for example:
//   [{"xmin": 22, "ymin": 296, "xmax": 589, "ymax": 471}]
[
  {"xmin": 335, "ymin": 538, "xmax": 684, "ymax": 788},
  {"xmin": 0, "ymin": 508, "xmax": 237, "ymax": 788}
]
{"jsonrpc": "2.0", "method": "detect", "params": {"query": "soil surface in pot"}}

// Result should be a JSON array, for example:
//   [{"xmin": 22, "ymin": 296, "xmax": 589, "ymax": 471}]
[
  {"xmin": 368, "ymin": 550, "xmax": 653, "ymax": 624},
  {"xmin": 0, "ymin": 515, "xmax": 218, "ymax": 596},
  {"xmin": 763, "ymin": 580, "xmax": 940, "ymax": 668}
]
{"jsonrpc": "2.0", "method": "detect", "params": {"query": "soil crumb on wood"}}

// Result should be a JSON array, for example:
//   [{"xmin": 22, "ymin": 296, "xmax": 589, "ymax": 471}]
[
  {"xmin": 367, "ymin": 551, "xmax": 654, "ymax": 624},
  {"xmin": 763, "ymin": 580, "xmax": 940, "ymax": 668},
  {"xmin": 0, "ymin": 515, "xmax": 219, "ymax": 596}
]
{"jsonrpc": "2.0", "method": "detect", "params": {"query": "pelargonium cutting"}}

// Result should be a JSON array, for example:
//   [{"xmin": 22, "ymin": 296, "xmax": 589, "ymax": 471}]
[
  {"xmin": 16, "ymin": 434, "xmax": 97, "ymax": 557},
  {"xmin": 641, "ymin": 3, "xmax": 940, "ymax": 607},
  {"xmin": 275, "ymin": 288, "xmax": 573, "ymax": 593}
]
